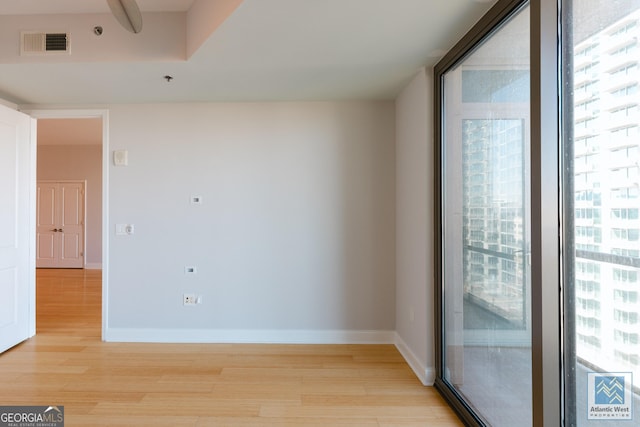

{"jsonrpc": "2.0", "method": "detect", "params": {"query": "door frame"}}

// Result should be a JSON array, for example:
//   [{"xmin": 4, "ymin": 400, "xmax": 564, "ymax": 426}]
[
  {"xmin": 25, "ymin": 108, "xmax": 109, "ymax": 340},
  {"xmin": 36, "ymin": 180, "xmax": 87, "ymax": 269}
]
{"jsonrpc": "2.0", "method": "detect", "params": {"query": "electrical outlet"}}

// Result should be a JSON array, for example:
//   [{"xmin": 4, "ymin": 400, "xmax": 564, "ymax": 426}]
[{"xmin": 183, "ymin": 294, "xmax": 197, "ymax": 306}]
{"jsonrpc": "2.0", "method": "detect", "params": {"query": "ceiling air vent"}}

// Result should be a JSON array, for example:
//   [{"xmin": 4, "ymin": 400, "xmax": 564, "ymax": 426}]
[{"xmin": 20, "ymin": 32, "xmax": 70, "ymax": 55}]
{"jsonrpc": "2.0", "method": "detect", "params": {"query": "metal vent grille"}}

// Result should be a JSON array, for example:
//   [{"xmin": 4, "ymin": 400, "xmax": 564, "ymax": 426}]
[
  {"xmin": 20, "ymin": 31, "xmax": 70, "ymax": 55},
  {"xmin": 45, "ymin": 33, "xmax": 68, "ymax": 51}
]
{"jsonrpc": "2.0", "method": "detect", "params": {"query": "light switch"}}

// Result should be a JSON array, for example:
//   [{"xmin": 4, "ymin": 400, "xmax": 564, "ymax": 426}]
[{"xmin": 114, "ymin": 150, "xmax": 128, "ymax": 166}]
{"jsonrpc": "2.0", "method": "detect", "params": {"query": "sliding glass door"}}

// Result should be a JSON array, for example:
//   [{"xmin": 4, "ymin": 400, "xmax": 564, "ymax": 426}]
[
  {"xmin": 435, "ymin": 0, "xmax": 640, "ymax": 425},
  {"xmin": 437, "ymin": 3, "xmax": 532, "ymax": 426}
]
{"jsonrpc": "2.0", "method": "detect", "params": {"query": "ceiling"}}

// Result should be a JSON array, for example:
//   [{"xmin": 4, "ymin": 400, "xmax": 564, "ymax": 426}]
[{"xmin": 0, "ymin": 0, "xmax": 497, "ymax": 106}]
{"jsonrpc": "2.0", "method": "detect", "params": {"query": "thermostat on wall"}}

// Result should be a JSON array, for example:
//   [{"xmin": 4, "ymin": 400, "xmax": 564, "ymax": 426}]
[{"xmin": 114, "ymin": 149, "xmax": 128, "ymax": 166}]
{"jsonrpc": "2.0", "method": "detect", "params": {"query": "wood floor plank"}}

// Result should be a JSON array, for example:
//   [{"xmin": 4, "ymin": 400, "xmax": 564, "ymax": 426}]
[
  {"xmin": 90, "ymin": 399, "xmax": 261, "ymax": 417},
  {"xmin": 0, "ymin": 269, "xmax": 463, "ymax": 426},
  {"xmin": 197, "ymin": 416, "xmax": 380, "ymax": 426},
  {"xmin": 68, "ymin": 415, "xmax": 199, "ymax": 427},
  {"xmin": 258, "ymin": 404, "xmax": 452, "ymax": 419}
]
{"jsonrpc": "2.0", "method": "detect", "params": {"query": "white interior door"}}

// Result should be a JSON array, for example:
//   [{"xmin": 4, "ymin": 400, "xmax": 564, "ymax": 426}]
[
  {"xmin": 0, "ymin": 104, "xmax": 36, "ymax": 353},
  {"xmin": 36, "ymin": 181, "xmax": 85, "ymax": 268},
  {"xmin": 36, "ymin": 183, "xmax": 57, "ymax": 267}
]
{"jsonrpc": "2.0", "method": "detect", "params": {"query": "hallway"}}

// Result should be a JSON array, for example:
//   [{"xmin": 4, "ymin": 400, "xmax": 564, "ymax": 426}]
[{"xmin": 36, "ymin": 268, "xmax": 101, "ymax": 336}]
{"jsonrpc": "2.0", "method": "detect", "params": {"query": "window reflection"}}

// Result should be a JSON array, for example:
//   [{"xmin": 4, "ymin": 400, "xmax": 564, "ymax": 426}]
[
  {"xmin": 463, "ymin": 119, "xmax": 527, "ymax": 327},
  {"xmin": 441, "ymin": 5, "xmax": 531, "ymax": 426}
]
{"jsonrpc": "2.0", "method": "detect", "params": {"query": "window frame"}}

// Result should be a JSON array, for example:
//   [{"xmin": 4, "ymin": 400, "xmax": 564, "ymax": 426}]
[{"xmin": 433, "ymin": 0, "xmax": 563, "ymax": 425}]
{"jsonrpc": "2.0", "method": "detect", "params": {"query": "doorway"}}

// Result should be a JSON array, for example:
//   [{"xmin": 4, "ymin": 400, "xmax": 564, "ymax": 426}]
[
  {"xmin": 30, "ymin": 110, "xmax": 108, "ymax": 339},
  {"xmin": 36, "ymin": 118, "xmax": 103, "ymax": 269}
]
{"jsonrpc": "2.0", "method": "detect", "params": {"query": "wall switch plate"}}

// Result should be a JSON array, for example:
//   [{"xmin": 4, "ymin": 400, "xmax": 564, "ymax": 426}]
[
  {"xmin": 183, "ymin": 294, "xmax": 197, "ymax": 305},
  {"xmin": 115, "ymin": 224, "xmax": 134, "ymax": 235},
  {"xmin": 113, "ymin": 149, "xmax": 128, "ymax": 166}
]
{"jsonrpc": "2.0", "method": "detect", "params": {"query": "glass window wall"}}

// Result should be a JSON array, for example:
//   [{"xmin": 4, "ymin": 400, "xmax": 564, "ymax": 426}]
[
  {"xmin": 438, "ymin": 4, "xmax": 531, "ymax": 426},
  {"xmin": 564, "ymin": 0, "xmax": 640, "ymax": 424},
  {"xmin": 435, "ymin": 0, "xmax": 640, "ymax": 425}
]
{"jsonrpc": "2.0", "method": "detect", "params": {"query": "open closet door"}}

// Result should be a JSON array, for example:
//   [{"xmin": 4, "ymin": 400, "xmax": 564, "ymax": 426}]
[{"xmin": 0, "ymin": 104, "xmax": 36, "ymax": 353}]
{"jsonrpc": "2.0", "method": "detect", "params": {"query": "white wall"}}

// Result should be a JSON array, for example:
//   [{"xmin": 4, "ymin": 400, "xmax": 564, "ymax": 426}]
[
  {"xmin": 37, "ymin": 144, "xmax": 102, "ymax": 267},
  {"xmin": 106, "ymin": 101, "xmax": 396, "ymax": 342},
  {"xmin": 394, "ymin": 69, "xmax": 434, "ymax": 384}
]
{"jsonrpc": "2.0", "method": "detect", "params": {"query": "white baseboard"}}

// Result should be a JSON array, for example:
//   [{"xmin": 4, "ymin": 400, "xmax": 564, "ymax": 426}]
[
  {"xmin": 104, "ymin": 328, "xmax": 396, "ymax": 344},
  {"xmin": 84, "ymin": 262, "xmax": 102, "ymax": 270},
  {"xmin": 394, "ymin": 333, "xmax": 435, "ymax": 385}
]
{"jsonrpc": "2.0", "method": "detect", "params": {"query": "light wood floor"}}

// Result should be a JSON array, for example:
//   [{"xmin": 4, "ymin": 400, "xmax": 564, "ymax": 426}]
[{"xmin": 0, "ymin": 269, "xmax": 463, "ymax": 426}]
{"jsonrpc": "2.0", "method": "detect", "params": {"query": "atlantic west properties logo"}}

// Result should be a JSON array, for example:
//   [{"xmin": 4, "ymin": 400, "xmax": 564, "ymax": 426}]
[
  {"xmin": 596, "ymin": 376, "xmax": 625, "ymax": 404},
  {"xmin": 588, "ymin": 372, "xmax": 633, "ymax": 420},
  {"xmin": 0, "ymin": 406, "xmax": 64, "ymax": 427}
]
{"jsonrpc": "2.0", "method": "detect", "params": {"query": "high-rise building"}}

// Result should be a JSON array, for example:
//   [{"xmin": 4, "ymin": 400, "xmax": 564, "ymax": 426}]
[
  {"xmin": 573, "ymin": 9, "xmax": 640, "ymax": 379},
  {"xmin": 463, "ymin": 118, "xmax": 527, "ymax": 327}
]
